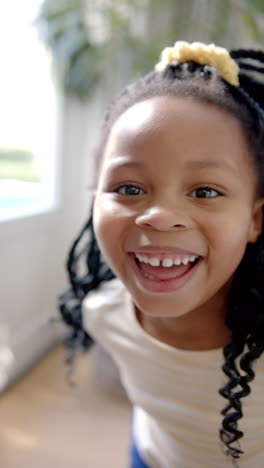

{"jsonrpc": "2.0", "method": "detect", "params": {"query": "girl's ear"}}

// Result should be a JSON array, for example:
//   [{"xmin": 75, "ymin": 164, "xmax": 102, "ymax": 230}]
[{"xmin": 248, "ymin": 199, "xmax": 264, "ymax": 243}]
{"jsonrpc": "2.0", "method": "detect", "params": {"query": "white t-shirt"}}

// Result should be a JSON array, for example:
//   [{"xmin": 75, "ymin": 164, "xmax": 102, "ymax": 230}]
[{"xmin": 83, "ymin": 278, "xmax": 264, "ymax": 467}]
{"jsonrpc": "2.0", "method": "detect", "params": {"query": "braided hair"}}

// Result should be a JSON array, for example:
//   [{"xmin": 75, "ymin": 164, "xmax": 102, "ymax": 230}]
[{"xmin": 59, "ymin": 47, "xmax": 264, "ymax": 461}]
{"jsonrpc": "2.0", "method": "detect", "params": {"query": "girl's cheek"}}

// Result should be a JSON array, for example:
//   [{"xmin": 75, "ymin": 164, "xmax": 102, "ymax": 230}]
[
  {"xmin": 95, "ymin": 193, "xmax": 138, "ymax": 221},
  {"xmin": 94, "ymin": 196, "xmax": 119, "ymax": 224},
  {"xmin": 93, "ymin": 196, "xmax": 123, "ymax": 240},
  {"xmin": 93, "ymin": 197, "xmax": 108, "ymax": 233}
]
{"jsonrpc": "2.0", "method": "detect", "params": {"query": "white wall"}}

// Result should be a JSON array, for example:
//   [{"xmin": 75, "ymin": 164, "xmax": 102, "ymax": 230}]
[
  {"xmin": 0, "ymin": 66, "xmax": 129, "ymax": 389},
  {"xmin": 0, "ymin": 93, "xmax": 96, "ymax": 388}
]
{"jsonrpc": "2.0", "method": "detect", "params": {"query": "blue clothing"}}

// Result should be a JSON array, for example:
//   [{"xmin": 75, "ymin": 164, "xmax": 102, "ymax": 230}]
[{"xmin": 130, "ymin": 443, "xmax": 151, "ymax": 468}]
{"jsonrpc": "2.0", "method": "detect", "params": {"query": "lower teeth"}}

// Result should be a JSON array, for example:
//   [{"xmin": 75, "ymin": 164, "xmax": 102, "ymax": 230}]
[{"xmin": 142, "ymin": 271, "xmax": 159, "ymax": 281}]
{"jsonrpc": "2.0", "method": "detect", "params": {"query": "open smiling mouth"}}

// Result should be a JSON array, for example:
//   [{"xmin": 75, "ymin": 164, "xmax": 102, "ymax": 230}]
[{"xmin": 128, "ymin": 252, "xmax": 202, "ymax": 293}]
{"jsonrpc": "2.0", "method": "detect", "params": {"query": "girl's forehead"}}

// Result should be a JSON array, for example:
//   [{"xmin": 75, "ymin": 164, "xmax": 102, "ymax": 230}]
[
  {"xmin": 103, "ymin": 95, "xmax": 252, "ymax": 161},
  {"xmin": 111, "ymin": 98, "xmax": 160, "ymax": 135},
  {"xmin": 111, "ymin": 96, "xmax": 187, "ymax": 138}
]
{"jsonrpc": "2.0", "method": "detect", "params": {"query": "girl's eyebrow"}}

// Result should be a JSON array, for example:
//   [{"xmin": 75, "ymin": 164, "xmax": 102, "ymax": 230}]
[
  {"xmin": 104, "ymin": 158, "xmax": 145, "ymax": 170},
  {"xmin": 185, "ymin": 160, "xmax": 237, "ymax": 172},
  {"xmin": 105, "ymin": 158, "xmax": 236, "ymax": 172}
]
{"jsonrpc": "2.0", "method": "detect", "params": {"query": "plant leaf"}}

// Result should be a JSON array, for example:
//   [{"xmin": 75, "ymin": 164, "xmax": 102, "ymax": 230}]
[
  {"xmin": 245, "ymin": 0, "xmax": 264, "ymax": 14},
  {"xmin": 241, "ymin": 11, "xmax": 262, "ymax": 42}
]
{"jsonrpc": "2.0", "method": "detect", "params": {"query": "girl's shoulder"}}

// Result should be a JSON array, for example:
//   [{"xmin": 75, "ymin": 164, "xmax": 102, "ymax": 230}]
[
  {"xmin": 82, "ymin": 278, "xmax": 131, "ymax": 331},
  {"xmin": 253, "ymin": 352, "xmax": 264, "ymax": 379}
]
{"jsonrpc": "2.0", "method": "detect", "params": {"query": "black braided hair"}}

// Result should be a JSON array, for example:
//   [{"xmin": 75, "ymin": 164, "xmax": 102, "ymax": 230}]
[
  {"xmin": 59, "ymin": 46, "xmax": 264, "ymax": 461},
  {"xmin": 58, "ymin": 209, "xmax": 114, "ymax": 351}
]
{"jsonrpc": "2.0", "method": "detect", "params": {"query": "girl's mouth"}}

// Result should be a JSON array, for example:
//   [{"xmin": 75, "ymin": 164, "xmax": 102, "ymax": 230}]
[{"xmin": 128, "ymin": 252, "xmax": 201, "ymax": 293}]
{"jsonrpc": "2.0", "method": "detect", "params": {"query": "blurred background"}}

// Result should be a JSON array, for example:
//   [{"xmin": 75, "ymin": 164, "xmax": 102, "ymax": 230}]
[{"xmin": 0, "ymin": 1, "xmax": 263, "ymax": 467}]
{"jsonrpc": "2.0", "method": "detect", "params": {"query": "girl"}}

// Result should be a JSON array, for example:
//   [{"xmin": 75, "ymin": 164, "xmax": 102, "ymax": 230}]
[{"xmin": 60, "ymin": 41, "xmax": 264, "ymax": 467}]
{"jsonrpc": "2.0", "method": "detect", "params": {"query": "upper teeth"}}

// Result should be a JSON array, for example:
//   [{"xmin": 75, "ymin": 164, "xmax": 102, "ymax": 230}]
[{"xmin": 135, "ymin": 254, "xmax": 198, "ymax": 267}]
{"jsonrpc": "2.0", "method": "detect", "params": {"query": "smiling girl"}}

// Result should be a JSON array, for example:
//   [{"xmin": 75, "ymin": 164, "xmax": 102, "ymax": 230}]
[{"xmin": 60, "ymin": 42, "xmax": 264, "ymax": 467}]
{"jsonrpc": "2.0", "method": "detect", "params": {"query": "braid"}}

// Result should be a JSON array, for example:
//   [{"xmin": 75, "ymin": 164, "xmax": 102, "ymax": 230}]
[
  {"xmin": 230, "ymin": 49, "xmax": 264, "ymax": 63},
  {"xmin": 230, "ymin": 49, "xmax": 264, "ymax": 117},
  {"xmin": 218, "ymin": 230, "xmax": 264, "ymax": 459},
  {"xmin": 223, "ymin": 53, "xmax": 264, "ymax": 458},
  {"xmin": 231, "ymin": 49, "xmax": 264, "ymax": 62},
  {"xmin": 58, "ymin": 208, "xmax": 115, "ymax": 354}
]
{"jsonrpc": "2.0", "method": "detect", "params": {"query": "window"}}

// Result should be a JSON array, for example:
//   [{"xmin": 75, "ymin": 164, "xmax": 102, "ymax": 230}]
[{"xmin": 0, "ymin": 0, "xmax": 58, "ymax": 222}]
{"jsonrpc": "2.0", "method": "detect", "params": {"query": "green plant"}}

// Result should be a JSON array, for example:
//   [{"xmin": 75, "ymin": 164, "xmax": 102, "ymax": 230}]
[
  {"xmin": 0, "ymin": 148, "xmax": 40, "ymax": 182},
  {"xmin": 36, "ymin": 0, "xmax": 264, "ymax": 99}
]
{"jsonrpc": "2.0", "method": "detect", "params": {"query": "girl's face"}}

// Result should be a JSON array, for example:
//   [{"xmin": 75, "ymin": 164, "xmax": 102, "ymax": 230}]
[{"xmin": 93, "ymin": 96, "xmax": 263, "ymax": 320}]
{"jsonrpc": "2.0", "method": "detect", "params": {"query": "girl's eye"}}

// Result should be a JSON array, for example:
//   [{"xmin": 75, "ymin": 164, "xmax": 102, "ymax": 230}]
[
  {"xmin": 115, "ymin": 184, "xmax": 145, "ymax": 196},
  {"xmin": 190, "ymin": 187, "xmax": 221, "ymax": 198}
]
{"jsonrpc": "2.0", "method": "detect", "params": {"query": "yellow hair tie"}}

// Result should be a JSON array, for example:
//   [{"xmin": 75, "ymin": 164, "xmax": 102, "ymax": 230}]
[{"xmin": 155, "ymin": 41, "xmax": 240, "ymax": 87}]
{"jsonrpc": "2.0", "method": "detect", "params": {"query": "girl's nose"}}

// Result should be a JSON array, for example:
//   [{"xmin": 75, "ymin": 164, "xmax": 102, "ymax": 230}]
[{"xmin": 135, "ymin": 205, "xmax": 188, "ymax": 231}]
